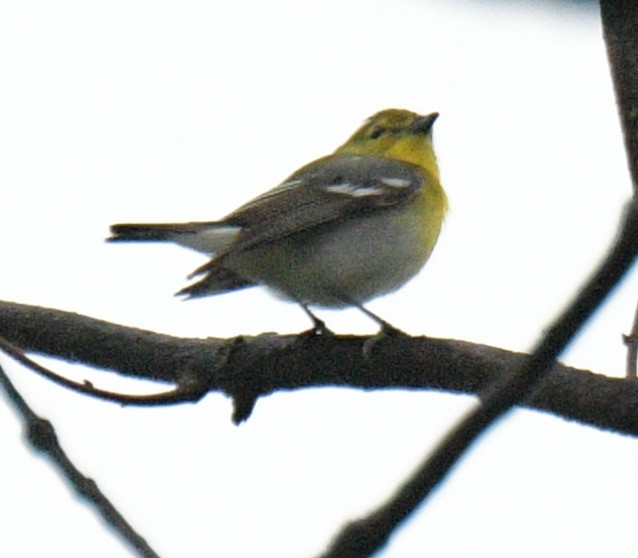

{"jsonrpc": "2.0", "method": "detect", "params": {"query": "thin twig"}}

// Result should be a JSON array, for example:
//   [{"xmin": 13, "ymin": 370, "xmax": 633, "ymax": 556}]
[
  {"xmin": 0, "ymin": 360, "xmax": 161, "ymax": 558},
  {"xmin": 623, "ymin": 299, "xmax": 638, "ymax": 379},
  {"xmin": 0, "ymin": 336, "xmax": 206, "ymax": 406}
]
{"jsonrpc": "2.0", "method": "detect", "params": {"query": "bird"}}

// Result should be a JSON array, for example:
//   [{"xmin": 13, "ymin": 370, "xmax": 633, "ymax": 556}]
[{"xmin": 108, "ymin": 109, "xmax": 447, "ymax": 334}]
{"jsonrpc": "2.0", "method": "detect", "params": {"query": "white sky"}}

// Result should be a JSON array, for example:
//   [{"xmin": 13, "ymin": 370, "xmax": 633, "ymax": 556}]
[{"xmin": 2, "ymin": 1, "xmax": 638, "ymax": 557}]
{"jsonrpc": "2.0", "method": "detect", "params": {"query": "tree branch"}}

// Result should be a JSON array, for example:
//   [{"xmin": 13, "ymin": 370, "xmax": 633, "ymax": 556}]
[
  {"xmin": 0, "ymin": 361, "xmax": 160, "ymax": 558},
  {"xmin": 601, "ymin": 0, "xmax": 638, "ymax": 190},
  {"xmin": 1, "ymin": 299, "xmax": 637, "ymax": 433}
]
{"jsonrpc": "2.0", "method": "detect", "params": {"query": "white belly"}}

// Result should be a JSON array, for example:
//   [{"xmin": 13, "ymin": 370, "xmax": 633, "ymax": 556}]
[{"xmin": 226, "ymin": 199, "xmax": 441, "ymax": 307}]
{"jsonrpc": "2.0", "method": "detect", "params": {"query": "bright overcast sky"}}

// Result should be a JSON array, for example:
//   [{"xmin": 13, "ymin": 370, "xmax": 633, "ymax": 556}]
[{"xmin": 1, "ymin": 1, "xmax": 637, "ymax": 557}]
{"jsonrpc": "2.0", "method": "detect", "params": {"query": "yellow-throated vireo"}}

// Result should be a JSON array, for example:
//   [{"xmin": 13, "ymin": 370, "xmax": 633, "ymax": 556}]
[{"xmin": 109, "ymin": 109, "xmax": 447, "ymax": 333}]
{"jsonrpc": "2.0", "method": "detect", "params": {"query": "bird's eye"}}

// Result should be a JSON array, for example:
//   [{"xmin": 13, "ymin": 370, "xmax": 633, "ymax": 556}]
[{"xmin": 369, "ymin": 127, "xmax": 385, "ymax": 139}]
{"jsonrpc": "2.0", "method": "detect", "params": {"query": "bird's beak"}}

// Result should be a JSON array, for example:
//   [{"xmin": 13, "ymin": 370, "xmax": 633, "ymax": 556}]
[{"xmin": 411, "ymin": 112, "xmax": 439, "ymax": 134}]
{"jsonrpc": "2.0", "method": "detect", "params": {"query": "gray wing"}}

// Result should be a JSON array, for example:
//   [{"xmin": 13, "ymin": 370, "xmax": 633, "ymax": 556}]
[{"xmin": 216, "ymin": 153, "xmax": 426, "ymax": 257}]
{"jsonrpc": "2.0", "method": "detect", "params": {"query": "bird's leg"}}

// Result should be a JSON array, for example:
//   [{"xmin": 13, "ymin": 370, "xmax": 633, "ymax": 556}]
[
  {"xmin": 351, "ymin": 302, "xmax": 405, "ymax": 336},
  {"xmin": 299, "ymin": 304, "xmax": 334, "ymax": 336},
  {"xmin": 330, "ymin": 289, "xmax": 406, "ymax": 336},
  {"xmin": 342, "ymin": 299, "xmax": 409, "ymax": 357}
]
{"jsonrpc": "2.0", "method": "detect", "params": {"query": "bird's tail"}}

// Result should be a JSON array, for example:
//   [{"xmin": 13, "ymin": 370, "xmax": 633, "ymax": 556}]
[
  {"xmin": 109, "ymin": 222, "xmax": 211, "ymax": 242},
  {"xmin": 108, "ymin": 221, "xmax": 241, "ymax": 254}
]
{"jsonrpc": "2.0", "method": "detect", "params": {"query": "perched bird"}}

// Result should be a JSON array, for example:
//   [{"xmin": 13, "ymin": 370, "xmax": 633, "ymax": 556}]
[{"xmin": 109, "ymin": 109, "xmax": 447, "ymax": 333}]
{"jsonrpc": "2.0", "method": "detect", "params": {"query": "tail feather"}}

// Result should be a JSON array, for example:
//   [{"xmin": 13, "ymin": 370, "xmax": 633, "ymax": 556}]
[
  {"xmin": 109, "ymin": 222, "xmax": 218, "ymax": 242},
  {"xmin": 110, "ymin": 221, "xmax": 255, "ymax": 296},
  {"xmin": 108, "ymin": 221, "xmax": 241, "ymax": 254},
  {"xmin": 177, "ymin": 266, "xmax": 255, "ymax": 298},
  {"xmin": 109, "ymin": 223, "xmax": 171, "ymax": 242}
]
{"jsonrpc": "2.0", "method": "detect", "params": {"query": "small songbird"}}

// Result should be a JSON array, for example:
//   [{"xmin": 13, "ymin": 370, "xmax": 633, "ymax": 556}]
[{"xmin": 109, "ymin": 109, "xmax": 447, "ymax": 333}]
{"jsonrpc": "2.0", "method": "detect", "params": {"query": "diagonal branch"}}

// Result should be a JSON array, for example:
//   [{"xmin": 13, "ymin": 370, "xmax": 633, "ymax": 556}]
[
  {"xmin": 319, "ymin": 196, "xmax": 638, "ymax": 558},
  {"xmin": 0, "ymin": 361, "xmax": 160, "ymax": 558}
]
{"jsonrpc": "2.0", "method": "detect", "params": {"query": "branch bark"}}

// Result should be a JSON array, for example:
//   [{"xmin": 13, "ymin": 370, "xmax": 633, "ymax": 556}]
[{"xmin": 1, "ymin": 300, "xmax": 637, "ymax": 434}]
